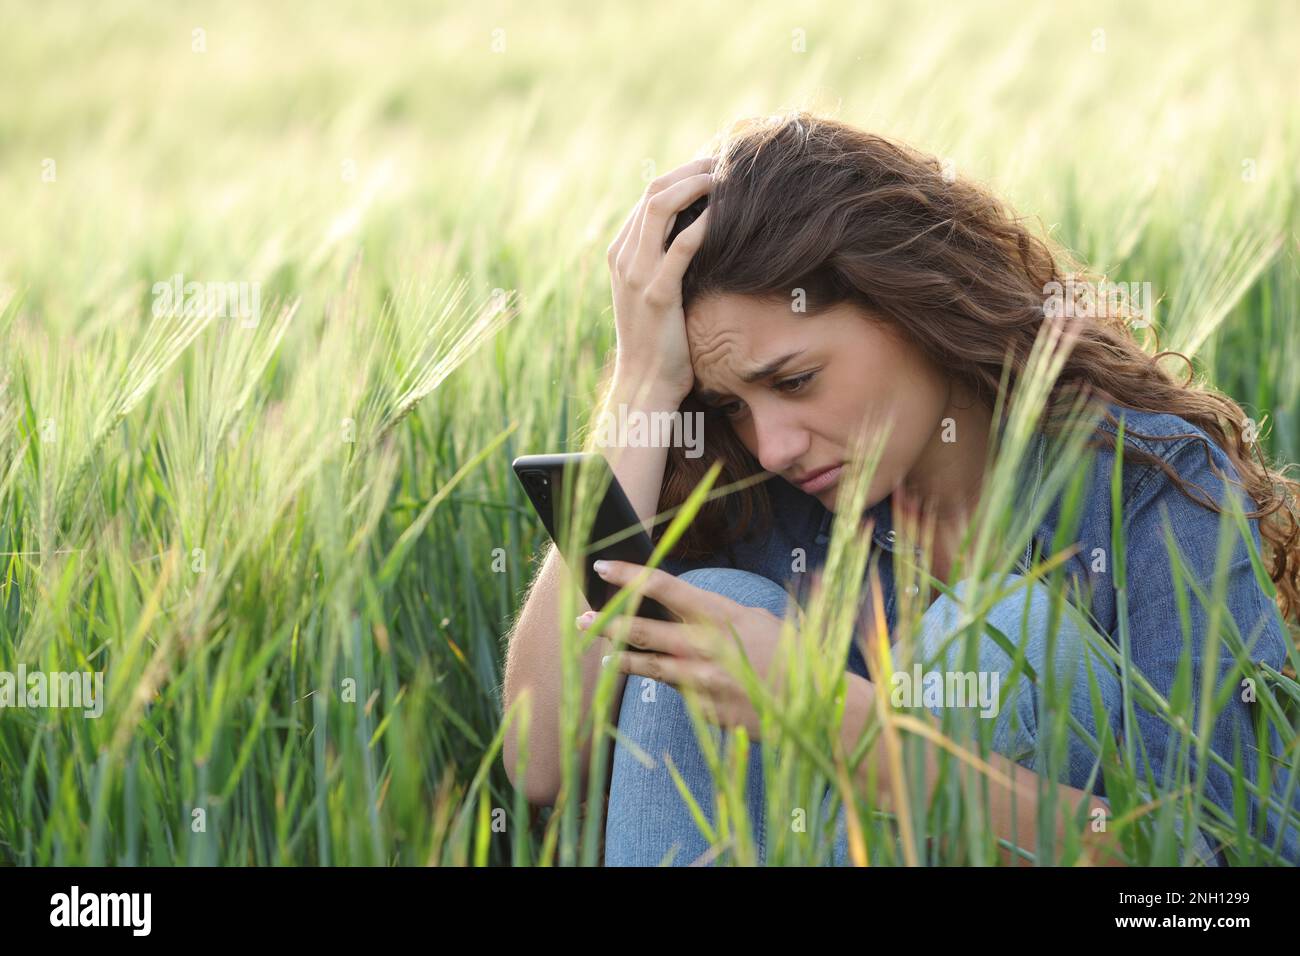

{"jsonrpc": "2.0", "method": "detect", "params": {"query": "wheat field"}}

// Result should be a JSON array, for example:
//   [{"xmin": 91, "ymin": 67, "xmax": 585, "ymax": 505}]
[{"xmin": 0, "ymin": 0, "xmax": 1297, "ymax": 865}]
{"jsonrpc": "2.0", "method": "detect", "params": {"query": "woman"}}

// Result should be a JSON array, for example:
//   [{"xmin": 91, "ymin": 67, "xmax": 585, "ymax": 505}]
[{"xmin": 500, "ymin": 111, "xmax": 1300, "ymax": 866}]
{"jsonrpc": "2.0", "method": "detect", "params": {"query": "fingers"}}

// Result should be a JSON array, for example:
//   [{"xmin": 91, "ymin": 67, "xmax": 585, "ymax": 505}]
[
  {"xmin": 579, "ymin": 611, "xmax": 700, "ymax": 656},
  {"xmin": 657, "ymin": 205, "xmax": 709, "ymax": 284},
  {"xmin": 593, "ymin": 560, "xmax": 733, "ymax": 624},
  {"xmin": 631, "ymin": 169, "xmax": 715, "ymax": 280},
  {"xmin": 606, "ymin": 182, "xmax": 651, "ymax": 269},
  {"xmin": 610, "ymin": 653, "xmax": 732, "ymax": 726},
  {"xmin": 608, "ymin": 156, "xmax": 715, "ymax": 280},
  {"xmin": 612, "ymin": 650, "xmax": 709, "ymax": 693}
]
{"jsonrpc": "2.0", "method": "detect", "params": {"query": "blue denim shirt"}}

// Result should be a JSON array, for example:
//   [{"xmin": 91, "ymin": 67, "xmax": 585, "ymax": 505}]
[{"xmin": 659, "ymin": 401, "xmax": 1300, "ymax": 865}]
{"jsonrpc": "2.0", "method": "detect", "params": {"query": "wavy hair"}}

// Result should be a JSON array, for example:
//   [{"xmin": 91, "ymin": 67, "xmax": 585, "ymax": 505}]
[{"xmin": 653, "ymin": 110, "xmax": 1300, "ymax": 627}]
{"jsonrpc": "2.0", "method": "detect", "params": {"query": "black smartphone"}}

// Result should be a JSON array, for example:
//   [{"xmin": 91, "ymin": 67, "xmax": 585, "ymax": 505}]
[{"xmin": 512, "ymin": 452, "xmax": 678, "ymax": 622}]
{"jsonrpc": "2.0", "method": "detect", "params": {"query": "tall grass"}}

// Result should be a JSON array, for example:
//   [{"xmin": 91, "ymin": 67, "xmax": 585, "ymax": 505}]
[{"xmin": 0, "ymin": 0, "xmax": 1296, "ymax": 865}]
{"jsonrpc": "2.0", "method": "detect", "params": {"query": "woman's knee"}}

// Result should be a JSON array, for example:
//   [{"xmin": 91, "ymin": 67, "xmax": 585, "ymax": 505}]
[
  {"xmin": 607, "ymin": 567, "xmax": 780, "ymax": 865},
  {"xmin": 607, "ymin": 616, "xmax": 768, "ymax": 863},
  {"xmin": 912, "ymin": 573, "xmax": 1121, "ymax": 774},
  {"xmin": 918, "ymin": 574, "xmax": 1115, "ymax": 692}
]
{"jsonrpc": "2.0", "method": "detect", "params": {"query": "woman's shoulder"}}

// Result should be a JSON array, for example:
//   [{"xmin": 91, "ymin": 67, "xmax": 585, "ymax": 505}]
[
  {"xmin": 1095, "ymin": 401, "xmax": 1226, "ymax": 463},
  {"xmin": 1093, "ymin": 401, "xmax": 1287, "ymax": 637},
  {"xmin": 1077, "ymin": 400, "xmax": 1278, "ymax": 620},
  {"xmin": 1091, "ymin": 400, "xmax": 1249, "ymax": 511}
]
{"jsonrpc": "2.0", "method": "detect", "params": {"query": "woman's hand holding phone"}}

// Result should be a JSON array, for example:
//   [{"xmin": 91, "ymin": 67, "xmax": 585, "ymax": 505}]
[
  {"xmin": 605, "ymin": 156, "xmax": 714, "ymax": 405},
  {"xmin": 578, "ymin": 559, "xmax": 795, "ymax": 742}
]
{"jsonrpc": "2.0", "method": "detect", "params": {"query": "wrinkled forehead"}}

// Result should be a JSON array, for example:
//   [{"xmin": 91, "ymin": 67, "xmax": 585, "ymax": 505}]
[{"xmin": 685, "ymin": 294, "xmax": 807, "ymax": 378}]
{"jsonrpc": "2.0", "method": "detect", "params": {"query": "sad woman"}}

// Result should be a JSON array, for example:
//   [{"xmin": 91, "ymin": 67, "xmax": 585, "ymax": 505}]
[{"xmin": 502, "ymin": 110, "xmax": 1300, "ymax": 867}]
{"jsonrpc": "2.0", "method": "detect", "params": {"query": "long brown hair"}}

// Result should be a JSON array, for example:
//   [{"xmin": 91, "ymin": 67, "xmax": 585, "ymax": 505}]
[{"xmin": 652, "ymin": 110, "xmax": 1300, "ymax": 626}]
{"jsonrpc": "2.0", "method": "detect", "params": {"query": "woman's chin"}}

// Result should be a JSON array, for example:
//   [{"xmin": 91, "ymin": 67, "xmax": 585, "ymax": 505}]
[{"xmin": 821, "ymin": 482, "xmax": 891, "ymax": 515}]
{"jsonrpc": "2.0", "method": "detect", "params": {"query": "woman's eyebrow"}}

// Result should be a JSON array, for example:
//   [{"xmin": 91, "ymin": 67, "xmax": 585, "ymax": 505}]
[{"xmin": 694, "ymin": 350, "xmax": 806, "ymax": 404}]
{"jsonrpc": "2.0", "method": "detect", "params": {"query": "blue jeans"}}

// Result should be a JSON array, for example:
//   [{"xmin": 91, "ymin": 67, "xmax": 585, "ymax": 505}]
[{"xmin": 604, "ymin": 567, "xmax": 1133, "ymax": 866}]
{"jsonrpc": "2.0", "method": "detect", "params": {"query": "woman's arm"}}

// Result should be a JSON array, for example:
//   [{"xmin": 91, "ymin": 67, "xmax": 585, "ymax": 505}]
[
  {"xmin": 837, "ymin": 671, "xmax": 1126, "ymax": 866},
  {"xmin": 502, "ymin": 380, "xmax": 683, "ymax": 804},
  {"xmin": 1118, "ymin": 432, "xmax": 1299, "ymax": 864},
  {"xmin": 502, "ymin": 157, "xmax": 715, "ymax": 804}
]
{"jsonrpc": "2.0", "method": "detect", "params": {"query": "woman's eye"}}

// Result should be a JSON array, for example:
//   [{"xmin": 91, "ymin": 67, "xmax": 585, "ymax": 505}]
[
  {"xmin": 717, "ymin": 372, "xmax": 814, "ymax": 418},
  {"xmin": 775, "ymin": 371, "xmax": 815, "ymax": 394}
]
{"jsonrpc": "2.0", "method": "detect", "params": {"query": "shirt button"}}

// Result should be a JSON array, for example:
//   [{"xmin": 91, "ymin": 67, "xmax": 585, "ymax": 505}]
[{"xmin": 885, "ymin": 530, "xmax": 896, "ymax": 543}]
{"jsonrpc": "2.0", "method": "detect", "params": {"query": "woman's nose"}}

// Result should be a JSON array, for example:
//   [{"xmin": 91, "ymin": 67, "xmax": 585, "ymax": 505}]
[{"xmin": 752, "ymin": 409, "xmax": 810, "ymax": 476}]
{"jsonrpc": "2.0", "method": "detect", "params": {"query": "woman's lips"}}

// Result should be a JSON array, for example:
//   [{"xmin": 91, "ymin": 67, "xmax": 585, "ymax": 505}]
[{"xmin": 798, "ymin": 464, "xmax": 844, "ymax": 494}]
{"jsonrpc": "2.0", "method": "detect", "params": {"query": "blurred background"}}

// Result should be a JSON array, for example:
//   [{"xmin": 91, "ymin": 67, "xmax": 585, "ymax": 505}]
[{"xmin": 0, "ymin": 0, "xmax": 1296, "ymax": 864}]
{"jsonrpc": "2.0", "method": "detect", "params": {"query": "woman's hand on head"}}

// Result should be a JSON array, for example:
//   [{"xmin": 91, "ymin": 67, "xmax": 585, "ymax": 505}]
[
  {"xmin": 578, "ymin": 559, "xmax": 792, "ymax": 741},
  {"xmin": 605, "ymin": 156, "xmax": 714, "ymax": 406}
]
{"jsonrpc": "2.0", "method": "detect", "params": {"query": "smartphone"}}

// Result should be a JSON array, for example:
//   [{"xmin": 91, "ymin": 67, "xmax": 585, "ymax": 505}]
[{"xmin": 512, "ymin": 452, "xmax": 677, "ymax": 622}]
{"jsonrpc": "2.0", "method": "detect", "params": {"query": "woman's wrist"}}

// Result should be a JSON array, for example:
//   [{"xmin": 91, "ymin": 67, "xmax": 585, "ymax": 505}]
[{"xmin": 607, "ymin": 369, "xmax": 690, "ymax": 411}]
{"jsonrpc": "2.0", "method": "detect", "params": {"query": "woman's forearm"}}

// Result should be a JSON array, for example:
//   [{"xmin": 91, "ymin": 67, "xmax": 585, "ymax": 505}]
[
  {"xmin": 836, "ymin": 672, "xmax": 1127, "ymax": 866},
  {"xmin": 501, "ymin": 374, "xmax": 685, "ymax": 804},
  {"xmin": 598, "ymin": 372, "xmax": 688, "ymax": 535}
]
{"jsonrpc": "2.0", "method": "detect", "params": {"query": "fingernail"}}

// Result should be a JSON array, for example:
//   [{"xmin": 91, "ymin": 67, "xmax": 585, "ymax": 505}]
[
  {"xmin": 593, "ymin": 560, "xmax": 610, "ymax": 577},
  {"xmin": 576, "ymin": 612, "xmax": 595, "ymax": 630},
  {"xmin": 601, "ymin": 655, "xmax": 612, "ymax": 668}
]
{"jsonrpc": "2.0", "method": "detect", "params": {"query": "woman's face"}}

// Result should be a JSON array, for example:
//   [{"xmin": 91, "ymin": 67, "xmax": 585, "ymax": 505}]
[{"xmin": 685, "ymin": 294, "xmax": 955, "ymax": 512}]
